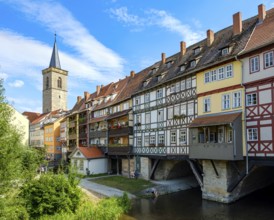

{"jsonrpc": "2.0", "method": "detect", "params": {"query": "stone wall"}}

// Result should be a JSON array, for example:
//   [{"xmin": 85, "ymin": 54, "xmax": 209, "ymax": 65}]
[
  {"xmin": 121, "ymin": 158, "xmax": 134, "ymax": 177},
  {"xmin": 140, "ymin": 157, "xmax": 151, "ymax": 180}
]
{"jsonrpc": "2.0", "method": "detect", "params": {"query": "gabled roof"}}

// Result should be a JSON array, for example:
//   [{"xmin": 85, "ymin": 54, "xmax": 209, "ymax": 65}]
[
  {"xmin": 70, "ymin": 147, "xmax": 105, "ymax": 159},
  {"xmin": 241, "ymin": 8, "xmax": 274, "ymax": 54},
  {"xmin": 22, "ymin": 111, "xmax": 41, "ymax": 123},
  {"xmin": 49, "ymin": 38, "xmax": 61, "ymax": 68}
]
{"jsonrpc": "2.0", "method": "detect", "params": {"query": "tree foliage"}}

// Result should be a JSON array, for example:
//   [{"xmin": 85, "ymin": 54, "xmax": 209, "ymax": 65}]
[{"xmin": 21, "ymin": 173, "xmax": 81, "ymax": 218}]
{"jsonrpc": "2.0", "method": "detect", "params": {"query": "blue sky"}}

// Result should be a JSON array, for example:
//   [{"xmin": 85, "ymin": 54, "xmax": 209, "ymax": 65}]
[{"xmin": 0, "ymin": 0, "xmax": 273, "ymax": 113}]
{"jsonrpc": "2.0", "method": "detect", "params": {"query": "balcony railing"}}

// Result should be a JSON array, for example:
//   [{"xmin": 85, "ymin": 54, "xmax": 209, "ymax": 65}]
[
  {"xmin": 133, "ymin": 145, "xmax": 189, "ymax": 156},
  {"xmin": 89, "ymin": 130, "xmax": 107, "ymax": 138},
  {"xmin": 189, "ymin": 143, "xmax": 242, "ymax": 160},
  {"xmin": 79, "ymin": 117, "xmax": 87, "ymax": 125},
  {"xmin": 69, "ymin": 122, "xmax": 76, "ymax": 128},
  {"xmin": 68, "ymin": 133, "xmax": 77, "ymax": 139},
  {"xmin": 107, "ymin": 145, "xmax": 132, "ymax": 155},
  {"xmin": 109, "ymin": 126, "xmax": 133, "ymax": 137}
]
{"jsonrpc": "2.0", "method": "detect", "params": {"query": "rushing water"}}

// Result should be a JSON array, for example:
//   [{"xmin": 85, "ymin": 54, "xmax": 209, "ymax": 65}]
[{"xmin": 123, "ymin": 185, "xmax": 274, "ymax": 220}]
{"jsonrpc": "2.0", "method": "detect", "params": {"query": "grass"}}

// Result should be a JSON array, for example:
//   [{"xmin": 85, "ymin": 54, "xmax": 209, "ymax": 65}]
[{"xmin": 90, "ymin": 175, "xmax": 155, "ymax": 195}]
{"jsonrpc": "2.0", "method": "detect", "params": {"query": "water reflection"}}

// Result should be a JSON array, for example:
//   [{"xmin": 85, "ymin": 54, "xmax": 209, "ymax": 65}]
[{"xmin": 125, "ymin": 185, "xmax": 274, "ymax": 220}]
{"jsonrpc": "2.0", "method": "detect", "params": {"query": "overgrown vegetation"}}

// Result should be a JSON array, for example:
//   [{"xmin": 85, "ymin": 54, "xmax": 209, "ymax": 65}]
[
  {"xmin": 0, "ymin": 79, "xmax": 132, "ymax": 219},
  {"xmin": 91, "ymin": 175, "xmax": 155, "ymax": 194}
]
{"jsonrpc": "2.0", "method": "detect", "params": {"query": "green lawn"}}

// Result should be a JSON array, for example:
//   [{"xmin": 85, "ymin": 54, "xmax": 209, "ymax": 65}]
[{"xmin": 90, "ymin": 176, "xmax": 155, "ymax": 194}]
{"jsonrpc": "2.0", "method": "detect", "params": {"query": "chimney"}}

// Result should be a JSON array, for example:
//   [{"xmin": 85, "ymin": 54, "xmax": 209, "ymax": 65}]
[
  {"xmin": 207, "ymin": 29, "xmax": 214, "ymax": 46},
  {"xmin": 77, "ymin": 96, "xmax": 82, "ymax": 103},
  {"xmin": 180, "ymin": 41, "xmax": 186, "ymax": 56},
  {"xmin": 233, "ymin": 12, "xmax": 242, "ymax": 35},
  {"xmin": 84, "ymin": 91, "xmax": 89, "ymax": 101},
  {"xmin": 161, "ymin": 53, "xmax": 166, "ymax": 64},
  {"xmin": 96, "ymin": 85, "xmax": 100, "ymax": 95},
  {"xmin": 258, "ymin": 4, "xmax": 266, "ymax": 23},
  {"xmin": 130, "ymin": 70, "xmax": 135, "ymax": 78}
]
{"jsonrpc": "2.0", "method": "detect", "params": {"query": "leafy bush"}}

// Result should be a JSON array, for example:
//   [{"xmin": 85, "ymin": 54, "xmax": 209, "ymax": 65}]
[
  {"xmin": 117, "ymin": 192, "xmax": 131, "ymax": 213},
  {"xmin": 21, "ymin": 173, "xmax": 81, "ymax": 218}
]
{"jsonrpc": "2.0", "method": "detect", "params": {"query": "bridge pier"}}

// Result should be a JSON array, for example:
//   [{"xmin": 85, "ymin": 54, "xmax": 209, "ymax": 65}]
[{"xmin": 202, "ymin": 160, "xmax": 274, "ymax": 203}]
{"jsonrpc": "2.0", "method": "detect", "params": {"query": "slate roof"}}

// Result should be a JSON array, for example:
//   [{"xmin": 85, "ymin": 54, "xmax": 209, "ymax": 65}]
[
  {"xmin": 49, "ymin": 39, "xmax": 61, "ymax": 68},
  {"xmin": 133, "ymin": 15, "xmax": 258, "ymax": 95}
]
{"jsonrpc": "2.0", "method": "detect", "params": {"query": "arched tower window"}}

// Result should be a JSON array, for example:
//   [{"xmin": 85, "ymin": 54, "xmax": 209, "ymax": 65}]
[
  {"xmin": 46, "ymin": 77, "xmax": 49, "ymax": 89},
  {"xmin": 57, "ymin": 77, "xmax": 62, "ymax": 88}
]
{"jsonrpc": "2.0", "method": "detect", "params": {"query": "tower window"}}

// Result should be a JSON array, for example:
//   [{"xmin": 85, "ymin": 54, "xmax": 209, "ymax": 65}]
[
  {"xmin": 46, "ymin": 77, "xmax": 49, "ymax": 89},
  {"xmin": 57, "ymin": 77, "xmax": 62, "ymax": 88}
]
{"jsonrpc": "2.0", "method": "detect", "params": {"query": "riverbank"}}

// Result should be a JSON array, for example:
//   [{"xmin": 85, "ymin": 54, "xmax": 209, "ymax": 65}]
[{"xmin": 79, "ymin": 175, "xmax": 198, "ymax": 199}]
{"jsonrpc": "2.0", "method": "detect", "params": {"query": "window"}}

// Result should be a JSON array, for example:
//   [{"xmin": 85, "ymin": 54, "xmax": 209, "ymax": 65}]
[
  {"xmin": 188, "ymin": 102, "xmax": 194, "ymax": 115},
  {"xmin": 167, "ymin": 107, "xmax": 173, "ymax": 119},
  {"xmin": 181, "ymin": 104, "xmax": 187, "ymax": 115},
  {"xmin": 144, "ymin": 93, "xmax": 150, "ymax": 103},
  {"xmin": 158, "ymin": 134, "xmax": 165, "ymax": 145},
  {"xmin": 57, "ymin": 77, "xmax": 62, "ymax": 88},
  {"xmin": 227, "ymin": 128, "xmax": 233, "ymax": 143},
  {"xmin": 246, "ymin": 93, "xmax": 257, "ymax": 106},
  {"xmin": 145, "ymin": 113, "xmax": 151, "ymax": 124},
  {"xmin": 46, "ymin": 77, "xmax": 49, "ymax": 89},
  {"xmin": 226, "ymin": 64, "xmax": 233, "ymax": 78},
  {"xmin": 166, "ymin": 61, "xmax": 173, "ymax": 68},
  {"xmin": 232, "ymin": 91, "xmax": 241, "ymax": 108},
  {"xmin": 179, "ymin": 129, "xmax": 187, "ymax": 144},
  {"xmin": 171, "ymin": 131, "xmax": 177, "ymax": 143},
  {"xmin": 137, "ymin": 137, "xmax": 142, "ymax": 146},
  {"xmin": 180, "ymin": 65, "xmax": 186, "ymax": 72},
  {"xmin": 135, "ymin": 97, "xmax": 140, "ymax": 105},
  {"xmin": 247, "ymin": 128, "xmax": 258, "ymax": 141},
  {"xmin": 222, "ymin": 94, "xmax": 230, "ymax": 110},
  {"xmin": 156, "ymin": 89, "xmax": 163, "ymax": 99},
  {"xmin": 158, "ymin": 109, "xmax": 164, "ymax": 122},
  {"xmin": 157, "ymin": 75, "xmax": 163, "ymax": 82},
  {"xmin": 181, "ymin": 80, "xmax": 186, "ymax": 90},
  {"xmin": 150, "ymin": 136, "xmax": 156, "ymax": 145},
  {"xmin": 204, "ymin": 97, "xmax": 211, "ymax": 112},
  {"xmin": 194, "ymin": 47, "xmax": 201, "ymax": 55},
  {"xmin": 176, "ymin": 82, "xmax": 180, "ymax": 92},
  {"xmin": 136, "ymin": 114, "xmax": 141, "ymax": 123},
  {"xmin": 143, "ymin": 81, "xmax": 149, "ymax": 87},
  {"xmin": 218, "ymin": 127, "xmax": 224, "ymax": 143},
  {"xmin": 211, "ymin": 70, "xmax": 217, "ymax": 82},
  {"xmin": 205, "ymin": 72, "xmax": 210, "ymax": 83},
  {"xmin": 170, "ymin": 84, "xmax": 176, "ymax": 93},
  {"xmin": 264, "ymin": 51, "xmax": 274, "ymax": 68},
  {"xmin": 79, "ymin": 160, "xmax": 84, "ymax": 171},
  {"xmin": 186, "ymin": 78, "xmax": 192, "ymax": 89},
  {"xmin": 190, "ymin": 60, "xmax": 196, "ymax": 68},
  {"xmin": 218, "ymin": 67, "xmax": 225, "ymax": 80},
  {"xmin": 250, "ymin": 56, "xmax": 259, "ymax": 73},
  {"xmin": 222, "ymin": 48, "xmax": 229, "ymax": 56},
  {"xmin": 144, "ymin": 136, "xmax": 149, "ymax": 146}
]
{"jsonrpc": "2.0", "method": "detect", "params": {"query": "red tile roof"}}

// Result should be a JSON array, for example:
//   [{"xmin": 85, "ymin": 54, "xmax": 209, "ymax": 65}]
[
  {"xmin": 78, "ymin": 147, "xmax": 104, "ymax": 159},
  {"xmin": 22, "ymin": 111, "xmax": 41, "ymax": 123}
]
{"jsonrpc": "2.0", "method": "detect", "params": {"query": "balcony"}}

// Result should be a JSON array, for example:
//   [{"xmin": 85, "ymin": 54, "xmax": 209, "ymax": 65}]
[
  {"xmin": 68, "ymin": 133, "xmax": 77, "ymax": 140},
  {"xmin": 108, "ymin": 126, "xmax": 133, "ymax": 137},
  {"xmin": 133, "ymin": 145, "xmax": 189, "ymax": 156},
  {"xmin": 69, "ymin": 122, "xmax": 76, "ymax": 128},
  {"xmin": 107, "ymin": 145, "xmax": 132, "ymax": 155},
  {"xmin": 89, "ymin": 130, "xmax": 107, "ymax": 138},
  {"xmin": 79, "ymin": 132, "xmax": 87, "ymax": 139},
  {"xmin": 79, "ymin": 117, "xmax": 87, "ymax": 125}
]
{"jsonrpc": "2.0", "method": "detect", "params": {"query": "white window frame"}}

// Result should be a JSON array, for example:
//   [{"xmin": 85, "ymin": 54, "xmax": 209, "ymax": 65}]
[
  {"xmin": 222, "ymin": 94, "xmax": 230, "ymax": 110},
  {"xmin": 150, "ymin": 136, "xmax": 156, "ymax": 145},
  {"xmin": 232, "ymin": 91, "xmax": 241, "ymax": 108},
  {"xmin": 226, "ymin": 64, "xmax": 233, "ymax": 78},
  {"xmin": 203, "ymin": 97, "xmax": 211, "ymax": 112},
  {"xmin": 156, "ymin": 89, "xmax": 163, "ymax": 99},
  {"xmin": 137, "ymin": 137, "xmax": 142, "ymax": 146},
  {"xmin": 246, "ymin": 93, "xmax": 257, "ymax": 106},
  {"xmin": 158, "ymin": 109, "xmax": 164, "ymax": 122},
  {"xmin": 247, "ymin": 128, "xmax": 258, "ymax": 141},
  {"xmin": 211, "ymin": 70, "xmax": 217, "ymax": 82},
  {"xmin": 171, "ymin": 131, "xmax": 177, "ymax": 144},
  {"xmin": 179, "ymin": 129, "xmax": 187, "ymax": 144},
  {"xmin": 158, "ymin": 134, "xmax": 165, "ymax": 145},
  {"xmin": 264, "ymin": 51, "xmax": 274, "ymax": 68},
  {"xmin": 222, "ymin": 48, "xmax": 229, "ymax": 56},
  {"xmin": 250, "ymin": 56, "xmax": 259, "ymax": 73},
  {"xmin": 218, "ymin": 67, "xmax": 225, "ymax": 80},
  {"xmin": 144, "ymin": 93, "xmax": 150, "ymax": 103}
]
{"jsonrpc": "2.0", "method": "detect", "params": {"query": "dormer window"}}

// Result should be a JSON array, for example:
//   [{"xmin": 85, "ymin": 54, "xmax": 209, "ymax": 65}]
[
  {"xmin": 221, "ymin": 47, "xmax": 229, "ymax": 56},
  {"xmin": 190, "ymin": 60, "xmax": 196, "ymax": 68},
  {"xmin": 166, "ymin": 61, "xmax": 173, "ymax": 68},
  {"xmin": 193, "ymin": 47, "xmax": 201, "ymax": 55},
  {"xmin": 157, "ymin": 75, "xmax": 162, "ymax": 82},
  {"xmin": 180, "ymin": 65, "xmax": 186, "ymax": 72},
  {"xmin": 150, "ymin": 67, "xmax": 159, "ymax": 74}
]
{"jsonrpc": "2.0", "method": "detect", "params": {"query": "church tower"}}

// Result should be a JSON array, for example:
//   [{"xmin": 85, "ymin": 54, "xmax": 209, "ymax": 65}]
[{"xmin": 42, "ymin": 37, "xmax": 68, "ymax": 113}]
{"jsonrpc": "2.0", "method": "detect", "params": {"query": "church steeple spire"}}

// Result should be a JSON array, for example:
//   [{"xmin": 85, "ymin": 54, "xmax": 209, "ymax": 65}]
[{"xmin": 49, "ymin": 33, "xmax": 61, "ymax": 68}]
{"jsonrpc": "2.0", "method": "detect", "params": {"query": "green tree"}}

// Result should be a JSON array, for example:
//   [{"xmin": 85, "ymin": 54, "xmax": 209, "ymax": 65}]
[
  {"xmin": 21, "ymin": 173, "xmax": 81, "ymax": 218},
  {"xmin": 0, "ymin": 79, "xmax": 44, "ymax": 219}
]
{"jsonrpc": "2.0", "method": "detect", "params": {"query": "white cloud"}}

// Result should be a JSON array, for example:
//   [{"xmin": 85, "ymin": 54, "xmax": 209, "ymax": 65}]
[
  {"xmin": 0, "ymin": 72, "xmax": 8, "ymax": 80},
  {"xmin": 1, "ymin": 0, "xmax": 125, "ymax": 82},
  {"xmin": 108, "ymin": 7, "xmax": 203, "ymax": 44},
  {"xmin": 7, "ymin": 96, "xmax": 42, "ymax": 113},
  {"xmin": 8, "ymin": 80, "xmax": 24, "ymax": 88}
]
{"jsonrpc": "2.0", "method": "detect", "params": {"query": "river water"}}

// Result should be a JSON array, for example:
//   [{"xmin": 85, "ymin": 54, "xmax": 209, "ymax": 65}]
[{"xmin": 124, "ymin": 185, "xmax": 274, "ymax": 220}]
